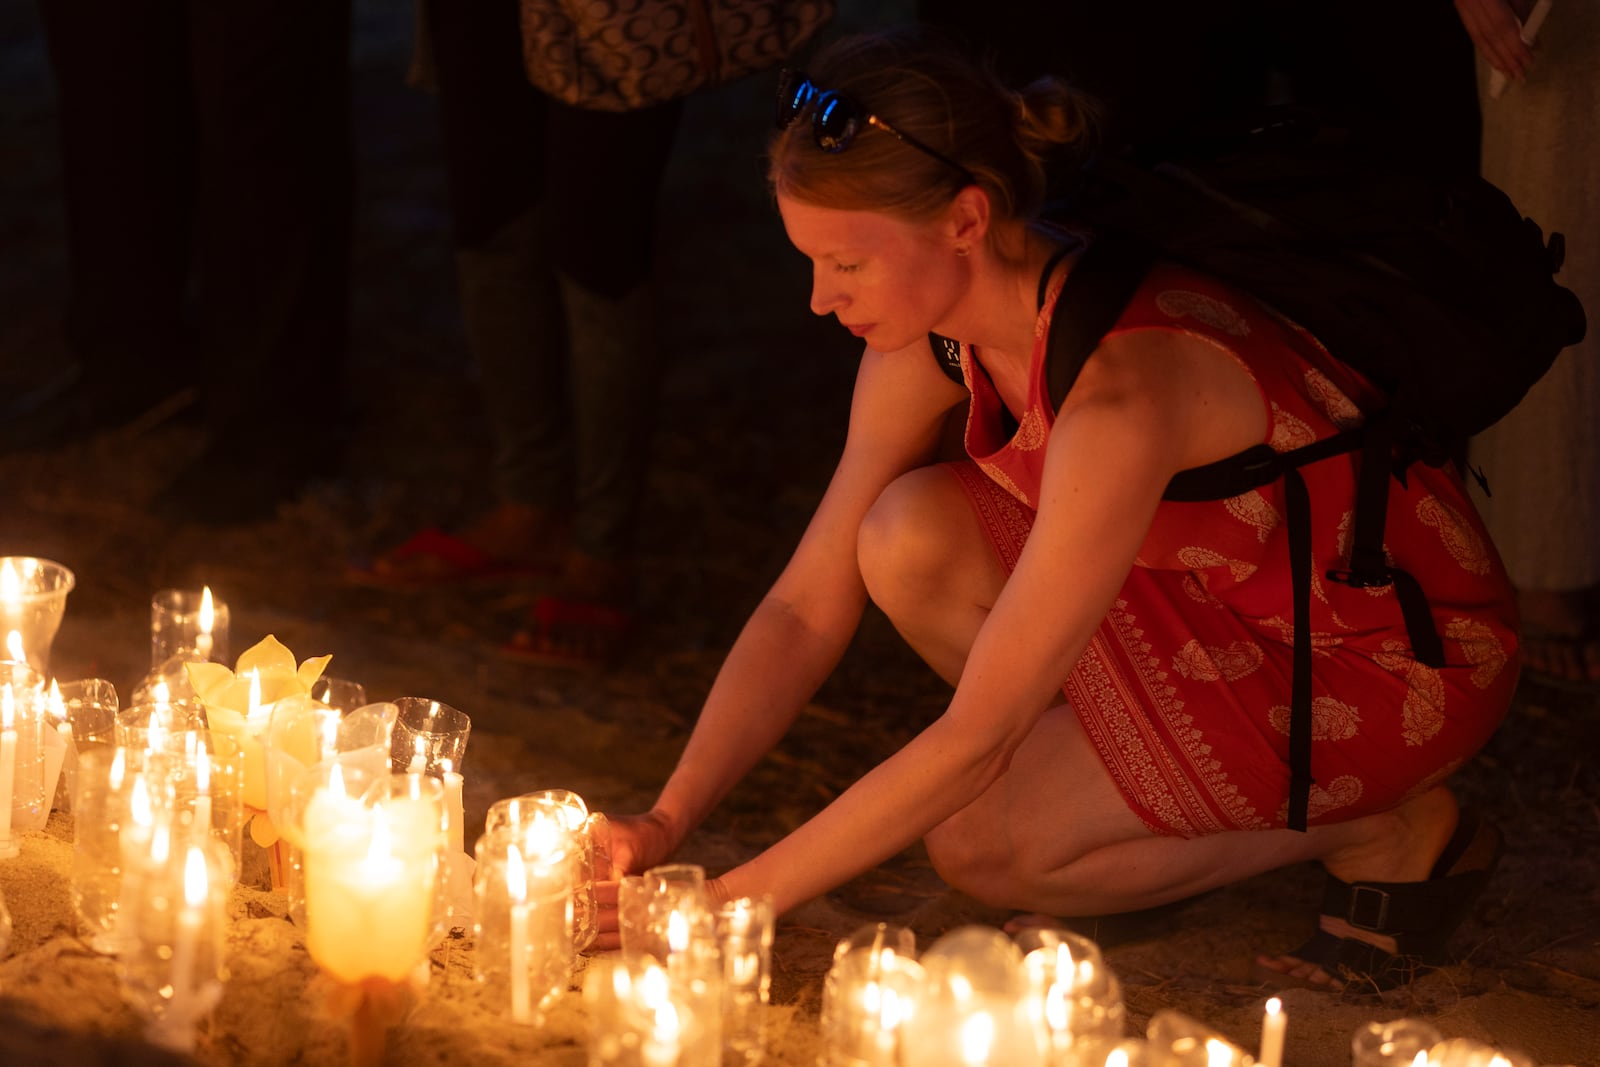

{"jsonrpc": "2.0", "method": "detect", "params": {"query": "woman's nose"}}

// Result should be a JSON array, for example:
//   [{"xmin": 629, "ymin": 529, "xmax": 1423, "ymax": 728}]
[{"xmin": 810, "ymin": 267, "xmax": 845, "ymax": 316}]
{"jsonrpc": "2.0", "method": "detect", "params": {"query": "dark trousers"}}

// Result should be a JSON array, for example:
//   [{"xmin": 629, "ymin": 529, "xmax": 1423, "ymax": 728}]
[
  {"xmin": 424, "ymin": 0, "xmax": 683, "ymax": 558},
  {"xmin": 37, "ymin": 0, "xmax": 353, "ymax": 437}
]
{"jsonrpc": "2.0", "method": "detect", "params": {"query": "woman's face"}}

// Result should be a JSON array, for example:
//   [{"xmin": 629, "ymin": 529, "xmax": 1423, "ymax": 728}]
[{"xmin": 777, "ymin": 193, "xmax": 965, "ymax": 353}]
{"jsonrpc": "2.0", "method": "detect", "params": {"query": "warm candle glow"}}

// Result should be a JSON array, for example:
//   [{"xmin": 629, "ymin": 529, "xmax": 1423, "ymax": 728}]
[
  {"xmin": 184, "ymin": 845, "xmax": 209, "ymax": 907},
  {"xmin": 1105, "ymin": 1051, "xmax": 1129, "ymax": 1067},
  {"xmin": 0, "ymin": 559, "xmax": 18, "ymax": 603},
  {"xmin": 1205, "ymin": 1038, "xmax": 1234, "ymax": 1067},
  {"xmin": 1257, "ymin": 996, "xmax": 1286, "ymax": 1067},
  {"xmin": 198, "ymin": 587, "xmax": 214, "ymax": 635},
  {"xmin": 5, "ymin": 631, "xmax": 23, "ymax": 663},
  {"xmin": 959, "ymin": 1011, "xmax": 996, "ymax": 1064},
  {"xmin": 667, "ymin": 908, "xmax": 690, "ymax": 954},
  {"xmin": 507, "ymin": 842, "xmax": 531, "ymax": 1023}
]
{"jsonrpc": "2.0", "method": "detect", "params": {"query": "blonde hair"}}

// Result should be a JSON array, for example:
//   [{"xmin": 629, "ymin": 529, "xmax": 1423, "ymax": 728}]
[{"xmin": 769, "ymin": 28, "xmax": 1099, "ymax": 222}]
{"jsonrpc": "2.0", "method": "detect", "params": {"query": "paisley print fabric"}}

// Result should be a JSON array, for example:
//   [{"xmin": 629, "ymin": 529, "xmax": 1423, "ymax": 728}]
[{"xmin": 947, "ymin": 263, "xmax": 1519, "ymax": 836}]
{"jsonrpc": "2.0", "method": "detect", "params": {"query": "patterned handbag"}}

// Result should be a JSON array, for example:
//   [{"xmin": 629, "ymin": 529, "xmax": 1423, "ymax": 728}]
[{"xmin": 519, "ymin": 0, "xmax": 835, "ymax": 112}]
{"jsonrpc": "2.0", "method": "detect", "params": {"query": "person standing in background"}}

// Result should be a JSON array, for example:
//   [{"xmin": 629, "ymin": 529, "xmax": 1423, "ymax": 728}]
[
  {"xmin": 1460, "ymin": 0, "xmax": 1600, "ymax": 690},
  {"xmin": 17, "ymin": 0, "xmax": 354, "ymax": 523},
  {"xmin": 350, "ymin": 0, "xmax": 684, "ymax": 669}
]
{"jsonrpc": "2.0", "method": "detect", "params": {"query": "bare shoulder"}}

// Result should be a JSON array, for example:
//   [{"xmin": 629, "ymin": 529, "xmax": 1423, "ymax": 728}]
[{"xmin": 1058, "ymin": 327, "xmax": 1267, "ymax": 468}]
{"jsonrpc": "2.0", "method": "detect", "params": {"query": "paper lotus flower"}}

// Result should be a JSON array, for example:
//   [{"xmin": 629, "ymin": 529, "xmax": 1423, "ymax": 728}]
[{"xmin": 187, "ymin": 635, "xmax": 331, "ymax": 847}]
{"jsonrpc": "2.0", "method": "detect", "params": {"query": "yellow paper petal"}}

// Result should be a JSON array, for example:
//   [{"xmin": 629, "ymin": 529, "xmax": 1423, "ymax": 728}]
[
  {"xmin": 296, "ymin": 654, "xmax": 333, "ymax": 691},
  {"xmin": 235, "ymin": 634, "xmax": 298, "ymax": 679},
  {"xmin": 250, "ymin": 811, "xmax": 280, "ymax": 848},
  {"xmin": 254, "ymin": 668, "xmax": 307, "ymax": 706},
  {"xmin": 185, "ymin": 661, "xmax": 236, "ymax": 704},
  {"xmin": 206, "ymin": 705, "xmax": 248, "ymax": 739}
]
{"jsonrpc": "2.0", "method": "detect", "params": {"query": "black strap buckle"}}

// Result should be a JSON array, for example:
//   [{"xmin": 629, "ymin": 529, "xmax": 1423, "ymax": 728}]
[
  {"xmin": 1346, "ymin": 885, "xmax": 1392, "ymax": 931},
  {"xmin": 1325, "ymin": 567, "xmax": 1393, "ymax": 590}
]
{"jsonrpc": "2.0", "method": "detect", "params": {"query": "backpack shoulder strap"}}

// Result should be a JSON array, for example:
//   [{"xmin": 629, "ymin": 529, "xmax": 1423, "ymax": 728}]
[
  {"xmin": 1045, "ymin": 234, "xmax": 1157, "ymax": 410},
  {"xmin": 928, "ymin": 332, "xmax": 965, "ymax": 385}
]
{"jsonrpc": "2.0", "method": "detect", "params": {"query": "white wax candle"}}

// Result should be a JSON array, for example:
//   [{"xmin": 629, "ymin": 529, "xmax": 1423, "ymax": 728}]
[
  {"xmin": 443, "ymin": 769, "xmax": 464, "ymax": 854},
  {"xmin": 168, "ymin": 847, "xmax": 209, "ymax": 1027},
  {"xmin": 1257, "ymin": 997, "xmax": 1285, "ymax": 1067},
  {"xmin": 193, "ymin": 750, "xmax": 213, "ymax": 835},
  {"xmin": 0, "ymin": 686, "xmax": 18, "ymax": 858},
  {"xmin": 507, "ymin": 842, "xmax": 531, "ymax": 1023},
  {"xmin": 304, "ymin": 792, "xmax": 438, "ymax": 983}
]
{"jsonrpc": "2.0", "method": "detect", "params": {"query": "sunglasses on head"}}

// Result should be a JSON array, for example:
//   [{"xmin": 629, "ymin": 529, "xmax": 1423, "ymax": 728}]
[{"xmin": 775, "ymin": 68, "xmax": 976, "ymax": 186}]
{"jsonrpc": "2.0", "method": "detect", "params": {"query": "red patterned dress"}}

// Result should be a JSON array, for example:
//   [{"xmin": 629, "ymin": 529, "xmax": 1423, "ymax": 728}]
[{"xmin": 945, "ymin": 261, "xmax": 1519, "ymax": 837}]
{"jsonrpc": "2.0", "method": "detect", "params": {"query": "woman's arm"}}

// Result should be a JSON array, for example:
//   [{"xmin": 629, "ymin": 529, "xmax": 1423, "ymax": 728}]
[
  {"xmin": 713, "ymin": 329, "xmax": 1266, "ymax": 914},
  {"xmin": 621, "ymin": 338, "xmax": 968, "ymax": 870}
]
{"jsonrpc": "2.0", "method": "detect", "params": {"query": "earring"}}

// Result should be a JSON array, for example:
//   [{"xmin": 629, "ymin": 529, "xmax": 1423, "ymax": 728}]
[{"xmin": 955, "ymin": 244, "xmax": 970, "ymax": 257}]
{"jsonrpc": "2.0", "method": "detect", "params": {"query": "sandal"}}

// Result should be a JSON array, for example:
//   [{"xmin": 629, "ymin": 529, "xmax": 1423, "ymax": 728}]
[
  {"xmin": 1258, "ymin": 810, "xmax": 1503, "ymax": 993},
  {"xmin": 500, "ymin": 594, "xmax": 635, "ymax": 670},
  {"xmin": 1519, "ymin": 623, "xmax": 1600, "ymax": 696},
  {"xmin": 345, "ymin": 527, "xmax": 554, "ymax": 590}
]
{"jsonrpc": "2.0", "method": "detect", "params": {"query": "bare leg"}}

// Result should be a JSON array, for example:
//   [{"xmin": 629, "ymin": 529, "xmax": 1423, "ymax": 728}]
[{"xmin": 859, "ymin": 463, "xmax": 1467, "ymax": 988}]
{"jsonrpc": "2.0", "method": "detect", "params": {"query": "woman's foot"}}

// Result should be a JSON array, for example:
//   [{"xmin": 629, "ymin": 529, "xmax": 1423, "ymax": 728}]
[
  {"xmin": 1255, "ymin": 787, "xmax": 1477, "ymax": 991},
  {"xmin": 501, "ymin": 550, "xmax": 637, "ymax": 669},
  {"xmin": 1517, "ymin": 585, "xmax": 1600, "ymax": 690},
  {"xmin": 350, "ymin": 503, "xmax": 566, "ymax": 588}
]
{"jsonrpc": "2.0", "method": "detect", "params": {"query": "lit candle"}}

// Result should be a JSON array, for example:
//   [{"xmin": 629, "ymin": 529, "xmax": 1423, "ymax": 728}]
[
  {"xmin": 193, "ymin": 747, "xmax": 213, "ymax": 835},
  {"xmin": 0, "ymin": 685, "xmax": 18, "ymax": 858},
  {"xmin": 168, "ymin": 845, "xmax": 210, "ymax": 1030},
  {"xmin": 507, "ymin": 842, "xmax": 531, "ymax": 1023},
  {"xmin": 1257, "ymin": 997, "xmax": 1285, "ymax": 1067},
  {"xmin": 408, "ymin": 734, "xmax": 427, "ymax": 774},
  {"xmin": 637, "ymin": 962, "xmax": 683, "ymax": 1067},
  {"xmin": 4, "ymin": 630, "xmax": 22, "ymax": 664},
  {"xmin": 303, "ymin": 785, "xmax": 439, "ymax": 984},
  {"xmin": 441, "ymin": 758, "xmax": 464, "ymax": 854},
  {"xmin": 195, "ymin": 587, "xmax": 215, "ymax": 661},
  {"xmin": 46, "ymin": 681, "xmax": 76, "ymax": 813}
]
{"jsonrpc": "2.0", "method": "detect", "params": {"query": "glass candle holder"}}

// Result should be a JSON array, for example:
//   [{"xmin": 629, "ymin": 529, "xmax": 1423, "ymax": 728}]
[
  {"xmin": 1351, "ymin": 1018, "xmax": 1444, "ymax": 1067},
  {"xmin": 819, "ymin": 923, "xmax": 923, "ymax": 1067},
  {"xmin": 279, "ymin": 754, "xmax": 388, "ymax": 928},
  {"xmin": 501, "ymin": 788, "xmax": 609, "ymax": 952},
  {"xmin": 303, "ymin": 771, "xmax": 444, "ymax": 984},
  {"xmin": 0, "ymin": 556, "xmax": 75, "ymax": 676},
  {"xmin": 72, "ymin": 745, "xmax": 152, "ymax": 953},
  {"xmin": 585, "ymin": 955, "xmax": 721, "ymax": 1067},
  {"xmin": 149, "ymin": 587, "xmax": 229, "ymax": 667},
  {"xmin": 52, "ymin": 678, "xmax": 119, "ymax": 812},
  {"xmin": 117, "ymin": 830, "xmax": 231, "ymax": 1053},
  {"xmin": 715, "ymin": 894, "xmax": 776, "ymax": 1067},
  {"xmin": 113, "ymin": 699, "xmax": 211, "ymax": 752},
  {"xmin": 144, "ymin": 729, "xmax": 246, "ymax": 883},
  {"xmin": 473, "ymin": 824, "xmax": 579, "ymax": 1025},
  {"xmin": 1, "ymin": 671, "xmax": 49, "ymax": 858},
  {"xmin": 389, "ymin": 696, "xmax": 470, "ymax": 776},
  {"xmin": 1425, "ymin": 1039, "xmax": 1534, "ymax": 1067},
  {"xmin": 1147, "ymin": 1010, "xmax": 1254, "ymax": 1067},
  {"xmin": 899, "ymin": 925, "xmax": 1048, "ymax": 1067},
  {"xmin": 309, "ymin": 675, "xmax": 367, "ymax": 713},
  {"xmin": 1016, "ymin": 925, "xmax": 1126, "ymax": 1056}
]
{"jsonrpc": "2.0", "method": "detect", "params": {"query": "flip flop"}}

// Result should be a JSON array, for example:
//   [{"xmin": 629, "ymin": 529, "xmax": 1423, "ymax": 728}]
[
  {"xmin": 345, "ymin": 527, "xmax": 553, "ymax": 590},
  {"xmin": 500, "ymin": 594, "xmax": 635, "ymax": 670}
]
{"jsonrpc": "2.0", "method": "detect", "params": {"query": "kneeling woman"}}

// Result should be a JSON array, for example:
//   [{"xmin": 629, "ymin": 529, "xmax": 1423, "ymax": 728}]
[{"xmin": 604, "ymin": 28, "xmax": 1517, "ymax": 990}]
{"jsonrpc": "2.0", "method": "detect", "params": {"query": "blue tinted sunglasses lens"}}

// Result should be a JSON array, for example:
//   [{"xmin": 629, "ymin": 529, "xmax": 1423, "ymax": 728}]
[
  {"xmin": 814, "ymin": 94, "xmax": 857, "ymax": 153},
  {"xmin": 776, "ymin": 71, "xmax": 812, "ymax": 126}
]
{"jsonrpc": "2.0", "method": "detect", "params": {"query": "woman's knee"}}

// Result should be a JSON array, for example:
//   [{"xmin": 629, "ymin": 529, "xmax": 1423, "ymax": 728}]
[{"xmin": 857, "ymin": 466, "xmax": 994, "ymax": 618}]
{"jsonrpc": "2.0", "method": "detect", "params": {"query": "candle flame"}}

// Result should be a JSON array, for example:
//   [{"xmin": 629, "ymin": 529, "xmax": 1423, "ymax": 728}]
[
  {"xmin": 1205, "ymin": 1038, "xmax": 1235, "ymax": 1067},
  {"xmin": 109, "ymin": 747, "xmax": 127, "ymax": 789},
  {"xmin": 959, "ymin": 1010, "xmax": 995, "ymax": 1065},
  {"xmin": 198, "ymin": 587, "xmax": 214, "ymax": 634},
  {"xmin": 639, "ymin": 961, "xmax": 670, "ymax": 1007},
  {"xmin": 153, "ymin": 678, "xmax": 171, "ymax": 709},
  {"xmin": 1410, "ymin": 1053, "xmax": 1428, "ymax": 1067},
  {"xmin": 506, "ymin": 843, "xmax": 527, "ymax": 903},
  {"xmin": 150, "ymin": 822, "xmax": 170, "ymax": 865},
  {"xmin": 0, "ymin": 558, "xmax": 19, "ymax": 604},
  {"xmin": 411, "ymin": 734, "xmax": 427, "ymax": 772},
  {"xmin": 5, "ymin": 630, "xmax": 23, "ymax": 663},
  {"xmin": 320, "ymin": 709, "xmax": 339, "ymax": 756},
  {"xmin": 1265, "ymin": 996, "xmax": 1282, "ymax": 1018},
  {"xmin": 184, "ymin": 845, "xmax": 209, "ymax": 907},
  {"xmin": 328, "ymin": 761, "xmax": 346, "ymax": 799},
  {"xmin": 1105, "ymin": 1050, "xmax": 1130, "ymax": 1067},
  {"xmin": 47, "ymin": 679, "xmax": 67, "ymax": 724},
  {"xmin": 131, "ymin": 773, "xmax": 153, "ymax": 830},
  {"xmin": 666, "ymin": 908, "xmax": 690, "ymax": 954}
]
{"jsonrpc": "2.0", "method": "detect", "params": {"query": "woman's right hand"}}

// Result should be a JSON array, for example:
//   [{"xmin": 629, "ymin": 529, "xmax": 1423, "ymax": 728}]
[{"xmin": 590, "ymin": 808, "xmax": 681, "ymax": 952}]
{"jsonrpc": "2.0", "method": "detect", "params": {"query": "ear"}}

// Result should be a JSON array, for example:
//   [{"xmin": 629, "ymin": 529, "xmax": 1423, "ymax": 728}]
[{"xmin": 944, "ymin": 184, "xmax": 992, "ymax": 252}]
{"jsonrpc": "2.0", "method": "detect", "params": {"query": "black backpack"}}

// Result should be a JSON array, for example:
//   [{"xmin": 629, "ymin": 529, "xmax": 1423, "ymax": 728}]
[{"xmin": 932, "ymin": 113, "xmax": 1587, "ymax": 830}]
